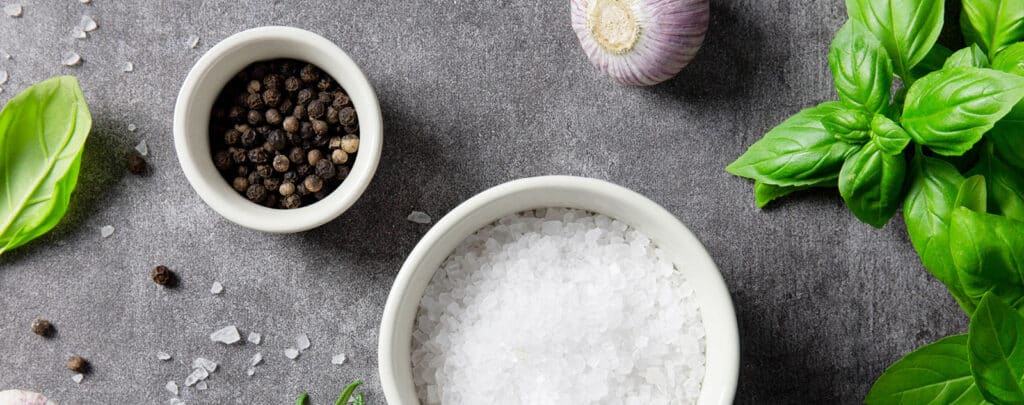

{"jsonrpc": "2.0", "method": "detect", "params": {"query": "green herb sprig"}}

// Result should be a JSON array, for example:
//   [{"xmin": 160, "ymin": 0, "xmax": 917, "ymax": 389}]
[
  {"xmin": 296, "ymin": 380, "xmax": 366, "ymax": 405},
  {"xmin": 727, "ymin": 0, "xmax": 1024, "ymax": 402}
]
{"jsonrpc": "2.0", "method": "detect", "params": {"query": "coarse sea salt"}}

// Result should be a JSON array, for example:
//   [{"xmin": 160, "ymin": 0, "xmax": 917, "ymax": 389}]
[
  {"xmin": 100, "ymin": 225, "xmax": 114, "ymax": 238},
  {"xmin": 331, "ymin": 353, "xmax": 347, "ymax": 365},
  {"xmin": 71, "ymin": 373, "xmax": 83, "ymax": 383},
  {"xmin": 247, "ymin": 332, "xmax": 261, "ymax": 345},
  {"xmin": 79, "ymin": 15, "xmax": 97, "ymax": 32},
  {"xmin": 187, "ymin": 35, "xmax": 200, "ymax": 49},
  {"xmin": 196, "ymin": 381, "xmax": 208, "ymax": 391},
  {"xmin": 295, "ymin": 334, "xmax": 310, "ymax": 351},
  {"xmin": 210, "ymin": 281, "xmax": 223, "ymax": 295},
  {"xmin": 165, "ymin": 381, "xmax": 178, "ymax": 396},
  {"xmin": 0, "ymin": 70, "xmax": 7, "ymax": 85},
  {"xmin": 62, "ymin": 51, "xmax": 81, "ymax": 67},
  {"xmin": 407, "ymin": 211, "xmax": 431, "ymax": 224},
  {"xmin": 209, "ymin": 325, "xmax": 240, "ymax": 344},
  {"xmin": 284, "ymin": 348, "xmax": 299, "ymax": 360},
  {"xmin": 192, "ymin": 357, "xmax": 217, "ymax": 373},
  {"xmin": 183, "ymin": 367, "xmax": 208, "ymax": 387},
  {"xmin": 411, "ymin": 208, "xmax": 706, "ymax": 404},
  {"xmin": 156, "ymin": 351, "xmax": 172, "ymax": 361},
  {"xmin": 122, "ymin": 61, "xmax": 134, "ymax": 72},
  {"xmin": 135, "ymin": 140, "xmax": 148, "ymax": 156},
  {"xmin": 4, "ymin": 4, "xmax": 22, "ymax": 17},
  {"xmin": 250, "ymin": 352, "xmax": 263, "ymax": 366}
]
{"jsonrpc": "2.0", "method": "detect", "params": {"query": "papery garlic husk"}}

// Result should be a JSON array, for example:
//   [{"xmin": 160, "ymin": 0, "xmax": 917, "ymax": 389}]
[{"xmin": 571, "ymin": 0, "xmax": 709, "ymax": 86}]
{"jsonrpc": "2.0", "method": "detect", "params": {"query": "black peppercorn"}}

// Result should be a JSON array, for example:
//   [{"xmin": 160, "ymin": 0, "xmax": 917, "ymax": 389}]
[
  {"xmin": 263, "ymin": 74, "xmax": 283, "ymax": 90},
  {"xmin": 128, "ymin": 152, "xmax": 148, "ymax": 175},
  {"xmin": 67, "ymin": 355, "xmax": 88, "ymax": 373},
  {"xmin": 265, "ymin": 109, "xmax": 283, "ymax": 126},
  {"xmin": 297, "ymin": 163, "xmax": 313, "ymax": 178},
  {"xmin": 279, "ymin": 61, "xmax": 297, "ymax": 75},
  {"xmin": 296, "ymin": 88, "xmax": 314, "ymax": 105},
  {"xmin": 311, "ymin": 119, "xmax": 329, "ymax": 136},
  {"xmin": 281, "ymin": 194, "xmax": 302, "ymax": 208},
  {"xmin": 336, "ymin": 165, "xmax": 350, "ymax": 179},
  {"xmin": 341, "ymin": 134, "xmax": 360, "ymax": 154},
  {"xmin": 307, "ymin": 100, "xmax": 325, "ymax": 119},
  {"xmin": 296, "ymin": 182, "xmax": 309, "ymax": 195},
  {"xmin": 317, "ymin": 78, "xmax": 332, "ymax": 91},
  {"xmin": 338, "ymin": 107, "xmax": 356, "ymax": 126},
  {"xmin": 247, "ymin": 80, "xmax": 261, "ymax": 94},
  {"xmin": 314, "ymin": 188, "xmax": 330, "ymax": 200},
  {"xmin": 151, "ymin": 265, "xmax": 175, "ymax": 286},
  {"xmin": 230, "ymin": 147, "xmax": 247, "ymax": 164},
  {"xmin": 312, "ymin": 133, "xmax": 329, "ymax": 147},
  {"xmin": 293, "ymin": 104, "xmax": 307, "ymax": 120},
  {"xmin": 263, "ymin": 176, "xmax": 281, "ymax": 192},
  {"xmin": 246, "ymin": 93, "xmax": 264, "ymax": 109},
  {"xmin": 228, "ymin": 106, "xmax": 246, "ymax": 122},
  {"xmin": 286, "ymin": 130, "xmax": 303, "ymax": 146},
  {"xmin": 307, "ymin": 149, "xmax": 323, "ymax": 166},
  {"xmin": 300, "ymin": 64, "xmax": 319, "ymax": 83},
  {"xmin": 300, "ymin": 122, "xmax": 314, "ymax": 140},
  {"xmin": 343, "ymin": 124, "xmax": 358, "ymax": 134},
  {"xmin": 256, "ymin": 164, "xmax": 273, "ymax": 178},
  {"xmin": 318, "ymin": 91, "xmax": 333, "ymax": 104},
  {"xmin": 325, "ymin": 107, "xmax": 339, "ymax": 124},
  {"xmin": 288, "ymin": 147, "xmax": 306, "ymax": 164},
  {"xmin": 263, "ymin": 194, "xmax": 278, "ymax": 208},
  {"xmin": 331, "ymin": 149, "xmax": 349, "ymax": 165},
  {"xmin": 285, "ymin": 76, "xmax": 302, "ymax": 92},
  {"xmin": 214, "ymin": 151, "xmax": 233, "ymax": 171},
  {"xmin": 273, "ymin": 154, "xmax": 290, "ymax": 172},
  {"xmin": 31, "ymin": 318, "xmax": 52, "ymax": 337},
  {"xmin": 331, "ymin": 91, "xmax": 351, "ymax": 108},
  {"xmin": 304, "ymin": 175, "xmax": 324, "ymax": 193},
  {"xmin": 246, "ymin": 184, "xmax": 268, "ymax": 203},
  {"xmin": 328, "ymin": 136, "xmax": 343, "ymax": 149},
  {"xmin": 232, "ymin": 177, "xmax": 249, "ymax": 193},
  {"xmin": 283, "ymin": 170, "xmax": 299, "ymax": 184},
  {"xmin": 247, "ymin": 109, "xmax": 263, "ymax": 125},
  {"xmin": 236, "ymin": 165, "xmax": 250, "ymax": 177},
  {"xmin": 247, "ymin": 171, "xmax": 261, "ymax": 185},
  {"xmin": 248, "ymin": 148, "xmax": 269, "ymax": 164},
  {"xmin": 282, "ymin": 116, "xmax": 300, "ymax": 133},
  {"xmin": 266, "ymin": 129, "xmax": 287, "ymax": 151},
  {"xmin": 263, "ymin": 88, "xmax": 282, "ymax": 107},
  {"xmin": 315, "ymin": 159, "xmax": 336, "ymax": 179},
  {"xmin": 279, "ymin": 182, "xmax": 296, "ymax": 196},
  {"xmin": 278, "ymin": 98, "xmax": 294, "ymax": 115},
  {"xmin": 240, "ymin": 128, "xmax": 259, "ymax": 147},
  {"xmin": 224, "ymin": 128, "xmax": 241, "ymax": 145}
]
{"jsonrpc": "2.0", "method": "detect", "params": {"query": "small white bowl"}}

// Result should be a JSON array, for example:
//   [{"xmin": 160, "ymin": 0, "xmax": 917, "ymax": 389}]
[
  {"xmin": 379, "ymin": 176, "xmax": 739, "ymax": 404},
  {"xmin": 173, "ymin": 26, "xmax": 382, "ymax": 233}
]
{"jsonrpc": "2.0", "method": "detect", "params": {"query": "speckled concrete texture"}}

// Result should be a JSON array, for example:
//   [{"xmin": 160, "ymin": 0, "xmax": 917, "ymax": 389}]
[{"xmin": 0, "ymin": 0, "xmax": 969, "ymax": 403}]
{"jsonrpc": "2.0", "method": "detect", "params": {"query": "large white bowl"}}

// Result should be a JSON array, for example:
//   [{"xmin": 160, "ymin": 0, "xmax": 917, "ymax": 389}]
[
  {"xmin": 379, "ymin": 176, "xmax": 739, "ymax": 404},
  {"xmin": 173, "ymin": 26, "xmax": 382, "ymax": 233}
]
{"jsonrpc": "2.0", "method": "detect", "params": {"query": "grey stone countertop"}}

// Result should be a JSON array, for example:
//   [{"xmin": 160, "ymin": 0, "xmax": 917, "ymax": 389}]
[{"xmin": 0, "ymin": 0, "xmax": 969, "ymax": 404}]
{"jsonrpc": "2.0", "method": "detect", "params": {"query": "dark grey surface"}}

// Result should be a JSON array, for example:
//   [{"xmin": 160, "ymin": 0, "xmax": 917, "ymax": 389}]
[{"xmin": 0, "ymin": 0, "xmax": 969, "ymax": 403}]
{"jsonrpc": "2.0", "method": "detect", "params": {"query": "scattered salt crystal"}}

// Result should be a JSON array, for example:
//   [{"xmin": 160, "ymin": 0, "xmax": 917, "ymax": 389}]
[
  {"xmin": 247, "ymin": 332, "xmax": 261, "ymax": 345},
  {"xmin": 80, "ymin": 0, "xmax": 91, "ymax": 4},
  {"xmin": 246, "ymin": 367, "xmax": 255, "ymax": 377},
  {"xmin": 250, "ymin": 352, "xmax": 263, "ymax": 366},
  {"xmin": 122, "ymin": 62, "xmax": 134, "ymax": 72},
  {"xmin": 72, "ymin": 28, "xmax": 87, "ymax": 39},
  {"xmin": 196, "ymin": 381, "xmax": 208, "ymax": 391},
  {"xmin": 135, "ymin": 140, "xmax": 148, "ymax": 156},
  {"xmin": 407, "ymin": 211, "xmax": 432, "ymax": 224},
  {"xmin": 165, "ymin": 381, "xmax": 178, "ymax": 396},
  {"xmin": 127, "ymin": 123, "xmax": 137, "ymax": 132},
  {"xmin": 0, "ymin": 70, "xmax": 7, "ymax": 85},
  {"xmin": 169, "ymin": 399, "xmax": 185, "ymax": 405},
  {"xmin": 192, "ymin": 357, "xmax": 217, "ymax": 373},
  {"xmin": 100, "ymin": 225, "xmax": 114, "ymax": 238},
  {"xmin": 183, "ymin": 367, "xmax": 208, "ymax": 387},
  {"xmin": 4, "ymin": 4, "xmax": 22, "ymax": 17},
  {"xmin": 295, "ymin": 334, "xmax": 310, "ymax": 351},
  {"xmin": 71, "ymin": 373, "xmax": 83, "ymax": 383},
  {"xmin": 209, "ymin": 325, "xmax": 241, "ymax": 344},
  {"xmin": 284, "ymin": 348, "xmax": 299, "ymax": 359},
  {"xmin": 210, "ymin": 281, "xmax": 223, "ymax": 295},
  {"xmin": 331, "ymin": 353, "xmax": 347, "ymax": 365},
  {"xmin": 187, "ymin": 35, "xmax": 200, "ymax": 49},
  {"xmin": 79, "ymin": 15, "xmax": 97, "ymax": 32},
  {"xmin": 62, "ymin": 51, "xmax": 82, "ymax": 67},
  {"xmin": 156, "ymin": 351, "xmax": 172, "ymax": 361}
]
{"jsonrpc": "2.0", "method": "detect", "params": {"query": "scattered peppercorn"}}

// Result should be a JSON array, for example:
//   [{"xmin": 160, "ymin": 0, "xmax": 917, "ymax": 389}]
[
  {"xmin": 31, "ymin": 318, "xmax": 53, "ymax": 337},
  {"xmin": 151, "ymin": 265, "xmax": 176, "ymax": 286},
  {"xmin": 66, "ymin": 355, "xmax": 88, "ymax": 373},
  {"xmin": 128, "ymin": 152, "xmax": 148, "ymax": 175}
]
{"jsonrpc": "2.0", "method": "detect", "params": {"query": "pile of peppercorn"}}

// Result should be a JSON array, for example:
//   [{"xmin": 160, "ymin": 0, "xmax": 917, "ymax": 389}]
[{"xmin": 209, "ymin": 59, "xmax": 360, "ymax": 209}]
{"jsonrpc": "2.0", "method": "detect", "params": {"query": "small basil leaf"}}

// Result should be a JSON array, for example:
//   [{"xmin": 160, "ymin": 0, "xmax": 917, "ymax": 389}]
[
  {"xmin": 865, "ymin": 334, "xmax": 987, "ymax": 404},
  {"xmin": 911, "ymin": 43, "xmax": 955, "ymax": 79},
  {"xmin": 992, "ymin": 42, "xmax": 1024, "ymax": 76},
  {"xmin": 335, "ymin": 381, "xmax": 363, "ymax": 405},
  {"xmin": 944, "ymin": 44, "xmax": 991, "ymax": 68},
  {"xmin": 968, "ymin": 293, "xmax": 1024, "ymax": 404},
  {"xmin": 954, "ymin": 175, "xmax": 988, "ymax": 213},
  {"xmin": 727, "ymin": 102, "xmax": 860, "ymax": 186},
  {"xmin": 989, "ymin": 123, "xmax": 1024, "ymax": 172},
  {"xmin": 960, "ymin": 0, "xmax": 1024, "ymax": 59},
  {"xmin": 828, "ymin": 20, "xmax": 894, "ymax": 113},
  {"xmin": 823, "ymin": 107, "xmax": 872, "ymax": 143},
  {"xmin": 901, "ymin": 67, "xmax": 1024, "ymax": 156},
  {"xmin": 951, "ymin": 207, "xmax": 1024, "ymax": 313},
  {"xmin": 904, "ymin": 152, "xmax": 973, "ymax": 312},
  {"xmin": 845, "ymin": 0, "xmax": 944, "ymax": 78},
  {"xmin": 838, "ymin": 141, "xmax": 907, "ymax": 228},
  {"xmin": 971, "ymin": 141, "xmax": 1024, "ymax": 221},
  {"xmin": 753, "ymin": 179, "xmax": 835, "ymax": 209},
  {"xmin": 870, "ymin": 115, "xmax": 912, "ymax": 155}
]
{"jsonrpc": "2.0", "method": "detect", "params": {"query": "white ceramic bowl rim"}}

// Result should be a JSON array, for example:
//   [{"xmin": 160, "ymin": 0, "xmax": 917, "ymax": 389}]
[
  {"xmin": 173, "ymin": 26, "xmax": 382, "ymax": 233},
  {"xmin": 379, "ymin": 175, "xmax": 740, "ymax": 404}
]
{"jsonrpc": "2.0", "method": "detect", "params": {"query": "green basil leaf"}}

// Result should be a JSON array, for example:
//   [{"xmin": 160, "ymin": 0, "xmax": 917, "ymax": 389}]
[
  {"xmin": 870, "ymin": 114, "xmax": 912, "ymax": 155},
  {"xmin": 912, "ymin": 43, "xmax": 956, "ymax": 79},
  {"xmin": 989, "ymin": 123, "xmax": 1024, "ymax": 172},
  {"xmin": 968, "ymin": 293, "xmax": 1024, "ymax": 404},
  {"xmin": 838, "ymin": 141, "xmax": 907, "ymax": 228},
  {"xmin": 904, "ymin": 152, "xmax": 973, "ymax": 312},
  {"xmin": 945, "ymin": 44, "xmax": 992, "ymax": 68},
  {"xmin": 954, "ymin": 175, "xmax": 989, "ymax": 213},
  {"xmin": 961, "ymin": 0, "xmax": 1024, "ymax": 59},
  {"xmin": 335, "ymin": 381, "xmax": 363, "ymax": 405},
  {"xmin": 951, "ymin": 207, "xmax": 1024, "ymax": 311},
  {"xmin": 296, "ymin": 393, "xmax": 309, "ymax": 405},
  {"xmin": 0, "ymin": 76, "xmax": 91, "ymax": 255},
  {"xmin": 753, "ymin": 179, "xmax": 836, "ymax": 209},
  {"xmin": 829, "ymin": 20, "xmax": 894, "ymax": 113},
  {"xmin": 727, "ymin": 102, "xmax": 860, "ymax": 186},
  {"xmin": 992, "ymin": 42, "xmax": 1024, "ymax": 76},
  {"xmin": 901, "ymin": 67, "xmax": 1024, "ymax": 156},
  {"xmin": 823, "ymin": 107, "xmax": 872, "ymax": 143},
  {"xmin": 971, "ymin": 141, "xmax": 1024, "ymax": 221},
  {"xmin": 845, "ymin": 0, "xmax": 944, "ymax": 78},
  {"xmin": 866, "ymin": 334, "xmax": 987, "ymax": 404}
]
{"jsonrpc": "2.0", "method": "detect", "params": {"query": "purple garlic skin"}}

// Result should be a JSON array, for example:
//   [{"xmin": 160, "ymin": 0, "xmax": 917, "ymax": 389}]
[
  {"xmin": 571, "ymin": 0, "xmax": 710, "ymax": 86},
  {"xmin": 0, "ymin": 390, "xmax": 57, "ymax": 405}
]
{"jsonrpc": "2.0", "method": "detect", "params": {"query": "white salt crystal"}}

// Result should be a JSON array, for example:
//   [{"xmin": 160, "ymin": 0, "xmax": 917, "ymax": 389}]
[
  {"xmin": 250, "ymin": 352, "xmax": 263, "ymax": 366},
  {"xmin": 122, "ymin": 62, "xmax": 134, "ymax": 72},
  {"xmin": 295, "ymin": 334, "xmax": 310, "ymax": 351},
  {"xmin": 156, "ymin": 351, "xmax": 172, "ymax": 361},
  {"xmin": 165, "ymin": 381, "xmax": 178, "ymax": 396},
  {"xmin": 183, "ymin": 367, "xmax": 208, "ymax": 387},
  {"xmin": 209, "ymin": 281, "xmax": 223, "ymax": 294},
  {"xmin": 100, "ymin": 225, "xmax": 114, "ymax": 238},
  {"xmin": 72, "ymin": 28, "xmax": 87, "ymax": 39},
  {"xmin": 62, "ymin": 51, "xmax": 81, "ymax": 67},
  {"xmin": 71, "ymin": 373, "xmax": 83, "ymax": 383},
  {"xmin": 80, "ymin": 0, "xmax": 91, "ymax": 4},
  {"xmin": 247, "ymin": 332, "xmax": 261, "ymax": 345},
  {"xmin": 192, "ymin": 357, "xmax": 217, "ymax": 373},
  {"xmin": 79, "ymin": 15, "xmax": 97, "ymax": 32},
  {"xmin": 196, "ymin": 381, "xmax": 208, "ymax": 391},
  {"xmin": 127, "ymin": 123, "xmax": 137, "ymax": 132},
  {"xmin": 0, "ymin": 70, "xmax": 7, "ymax": 85},
  {"xmin": 4, "ymin": 4, "xmax": 22, "ymax": 17},
  {"xmin": 407, "ymin": 211, "xmax": 432, "ymax": 224},
  {"xmin": 209, "ymin": 325, "xmax": 240, "ymax": 344},
  {"xmin": 245, "ymin": 367, "xmax": 255, "ymax": 376},
  {"xmin": 135, "ymin": 140, "xmax": 148, "ymax": 156},
  {"xmin": 331, "ymin": 353, "xmax": 347, "ymax": 365},
  {"xmin": 284, "ymin": 348, "xmax": 299, "ymax": 359},
  {"xmin": 187, "ymin": 35, "xmax": 200, "ymax": 49},
  {"xmin": 169, "ymin": 399, "xmax": 185, "ymax": 405}
]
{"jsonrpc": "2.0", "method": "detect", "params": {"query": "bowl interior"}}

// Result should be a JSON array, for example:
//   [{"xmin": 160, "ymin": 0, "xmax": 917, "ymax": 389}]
[
  {"xmin": 380, "ymin": 176, "xmax": 738, "ymax": 404},
  {"xmin": 175, "ymin": 27, "xmax": 382, "ymax": 233}
]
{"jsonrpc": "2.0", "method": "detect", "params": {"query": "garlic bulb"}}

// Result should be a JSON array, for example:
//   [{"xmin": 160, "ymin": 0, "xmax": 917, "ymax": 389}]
[{"xmin": 571, "ymin": 0, "xmax": 709, "ymax": 86}]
